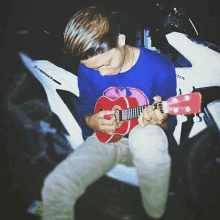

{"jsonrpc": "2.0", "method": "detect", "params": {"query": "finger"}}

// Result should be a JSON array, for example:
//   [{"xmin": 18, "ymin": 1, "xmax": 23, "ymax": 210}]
[
  {"xmin": 101, "ymin": 115, "xmax": 116, "ymax": 125},
  {"xmin": 145, "ymin": 106, "xmax": 167, "ymax": 125},
  {"xmin": 138, "ymin": 112, "xmax": 147, "ymax": 128},
  {"xmin": 98, "ymin": 110, "xmax": 115, "ymax": 118},
  {"xmin": 148, "ymin": 118, "xmax": 157, "ymax": 125},
  {"xmin": 153, "ymin": 95, "xmax": 162, "ymax": 103},
  {"xmin": 98, "ymin": 119, "xmax": 111, "ymax": 126},
  {"xmin": 110, "ymin": 114, "xmax": 116, "ymax": 123},
  {"xmin": 100, "ymin": 123, "xmax": 116, "ymax": 130},
  {"xmin": 99, "ymin": 115, "xmax": 117, "ymax": 128},
  {"xmin": 154, "ymin": 109, "xmax": 168, "ymax": 121},
  {"xmin": 104, "ymin": 128, "xmax": 114, "ymax": 134},
  {"xmin": 99, "ymin": 110, "xmax": 115, "ymax": 115},
  {"xmin": 111, "ymin": 115, "xmax": 117, "ymax": 127},
  {"xmin": 145, "ymin": 106, "xmax": 157, "ymax": 121},
  {"xmin": 143, "ymin": 107, "xmax": 152, "ymax": 121},
  {"xmin": 101, "ymin": 125, "xmax": 115, "ymax": 134},
  {"xmin": 106, "ymin": 131, "xmax": 114, "ymax": 135}
]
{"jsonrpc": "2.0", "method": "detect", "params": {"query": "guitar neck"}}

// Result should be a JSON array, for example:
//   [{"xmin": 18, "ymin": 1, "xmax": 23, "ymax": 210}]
[
  {"xmin": 119, "ymin": 102, "xmax": 166, "ymax": 121},
  {"xmin": 117, "ymin": 91, "xmax": 202, "ymax": 121}
]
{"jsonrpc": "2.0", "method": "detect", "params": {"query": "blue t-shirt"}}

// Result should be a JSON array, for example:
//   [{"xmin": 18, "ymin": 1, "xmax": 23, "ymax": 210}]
[{"xmin": 75, "ymin": 47, "xmax": 177, "ymax": 139}]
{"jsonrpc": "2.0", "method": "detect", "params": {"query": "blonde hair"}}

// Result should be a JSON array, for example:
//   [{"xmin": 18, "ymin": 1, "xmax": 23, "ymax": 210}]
[{"xmin": 64, "ymin": 6, "xmax": 121, "ymax": 60}]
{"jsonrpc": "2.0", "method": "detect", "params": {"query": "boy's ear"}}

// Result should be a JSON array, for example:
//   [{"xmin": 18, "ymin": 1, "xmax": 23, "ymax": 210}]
[{"xmin": 118, "ymin": 34, "xmax": 126, "ymax": 47}]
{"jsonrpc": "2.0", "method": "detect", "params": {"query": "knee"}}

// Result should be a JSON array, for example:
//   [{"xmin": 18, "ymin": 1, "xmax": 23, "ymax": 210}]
[
  {"xmin": 41, "ymin": 169, "xmax": 82, "ymax": 204},
  {"xmin": 129, "ymin": 125, "xmax": 170, "ymax": 171},
  {"xmin": 129, "ymin": 125, "xmax": 169, "ymax": 156},
  {"xmin": 41, "ymin": 172, "xmax": 61, "ymax": 202}
]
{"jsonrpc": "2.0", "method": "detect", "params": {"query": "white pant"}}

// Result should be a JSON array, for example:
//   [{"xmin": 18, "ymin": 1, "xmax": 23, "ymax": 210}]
[{"xmin": 42, "ymin": 125, "xmax": 170, "ymax": 219}]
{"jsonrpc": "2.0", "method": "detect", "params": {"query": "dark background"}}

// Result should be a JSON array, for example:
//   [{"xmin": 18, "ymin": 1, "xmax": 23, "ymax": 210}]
[
  {"xmin": 1, "ymin": 0, "xmax": 219, "ymax": 39},
  {"xmin": 1, "ymin": 0, "xmax": 220, "ymax": 54},
  {"xmin": 1, "ymin": 0, "xmax": 219, "ymax": 74}
]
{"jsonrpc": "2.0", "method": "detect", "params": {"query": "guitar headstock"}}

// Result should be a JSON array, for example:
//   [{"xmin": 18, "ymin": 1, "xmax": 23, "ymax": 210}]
[{"xmin": 164, "ymin": 92, "xmax": 202, "ymax": 115}]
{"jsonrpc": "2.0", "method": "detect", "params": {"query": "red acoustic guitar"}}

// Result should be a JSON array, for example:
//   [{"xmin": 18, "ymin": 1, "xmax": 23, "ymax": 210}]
[{"xmin": 94, "ymin": 92, "xmax": 202, "ymax": 143}]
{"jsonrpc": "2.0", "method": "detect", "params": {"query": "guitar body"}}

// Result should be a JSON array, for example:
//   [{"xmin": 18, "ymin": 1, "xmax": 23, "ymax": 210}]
[{"xmin": 94, "ymin": 96, "xmax": 139, "ymax": 143}]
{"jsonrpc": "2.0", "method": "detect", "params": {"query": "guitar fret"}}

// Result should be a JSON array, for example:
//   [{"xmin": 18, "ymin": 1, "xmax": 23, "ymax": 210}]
[
  {"xmin": 121, "ymin": 103, "xmax": 165, "ymax": 121},
  {"xmin": 120, "ymin": 104, "xmax": 155, "ymax": 121},
  {"xmin": 141, "ymin": 106, "xmax": 144, "ymax": 114}
]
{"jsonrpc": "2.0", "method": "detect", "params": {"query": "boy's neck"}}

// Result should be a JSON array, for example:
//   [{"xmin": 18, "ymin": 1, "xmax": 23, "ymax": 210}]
[{"xmin": 120, "ymin": 45, "xmax": 140, "ymax": 73}]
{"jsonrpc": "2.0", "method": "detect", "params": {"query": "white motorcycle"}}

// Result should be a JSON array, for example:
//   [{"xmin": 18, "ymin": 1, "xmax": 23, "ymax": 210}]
[{"xmin": 19, "ymin": 29, "xmax": 220, "ymax": 190}]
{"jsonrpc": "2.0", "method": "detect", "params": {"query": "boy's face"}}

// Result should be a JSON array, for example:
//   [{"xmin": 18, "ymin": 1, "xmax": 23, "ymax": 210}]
[
  {"xmin": 81, "ymin": 34, "xmax": 126, "ymax": 76},
  {"xmin": 81, "ymin": 47, "xmax": 125, "ymax": 76}
]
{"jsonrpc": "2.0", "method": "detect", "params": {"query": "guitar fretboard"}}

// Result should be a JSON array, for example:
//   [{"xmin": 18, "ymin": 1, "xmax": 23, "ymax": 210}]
[{"xmin": 118, "ymin": 103, "xmax": 163, "ymax": 121}]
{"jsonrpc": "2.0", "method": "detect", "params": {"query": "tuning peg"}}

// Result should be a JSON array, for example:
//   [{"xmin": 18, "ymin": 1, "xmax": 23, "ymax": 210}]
[
  {"xmin": 193, "ymin": 113, "xmax": 202, "ymax": 123},
  {"xmin": 187, "ymin": 86, "xmax": 194, "ymax": 93},
  {"xmin": 179, "ymin": 115, "xmax": 188, "ymax": 123}
]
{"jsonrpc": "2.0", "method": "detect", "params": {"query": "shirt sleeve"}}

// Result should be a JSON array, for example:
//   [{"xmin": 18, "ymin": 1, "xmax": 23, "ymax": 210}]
[{"xmin": 74, "ymin": 64, "xmax": 96, "ymax": 139}]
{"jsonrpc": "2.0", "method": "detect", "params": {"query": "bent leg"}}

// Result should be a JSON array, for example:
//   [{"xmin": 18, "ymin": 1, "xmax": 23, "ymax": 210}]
[
  {"xmin": 129, "ymin": 125, "xmax": 170, "ymax": 219},
  {"xmin": 42, "ymin": 134, "xmax": 119, "ymax": 220}
]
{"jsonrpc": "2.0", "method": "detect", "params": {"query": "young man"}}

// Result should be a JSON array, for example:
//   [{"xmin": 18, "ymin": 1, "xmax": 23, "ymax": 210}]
[{"xmin": 42, "ymin": 6, "xmax": 177, "ymax": 220}]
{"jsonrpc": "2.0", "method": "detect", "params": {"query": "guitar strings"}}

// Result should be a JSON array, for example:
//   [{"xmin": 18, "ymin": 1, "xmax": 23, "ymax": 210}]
[{"xmin": 119, "ymin": 103, "xmax": 163, "ymax": 121}]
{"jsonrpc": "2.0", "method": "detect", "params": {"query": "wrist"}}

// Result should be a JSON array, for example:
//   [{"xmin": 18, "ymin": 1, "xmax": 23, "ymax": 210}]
[{"xmin": 158, "ymin": 120, "xmax": 168, "ymax": 131}]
